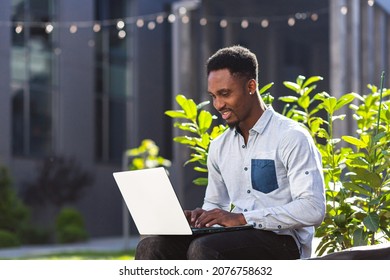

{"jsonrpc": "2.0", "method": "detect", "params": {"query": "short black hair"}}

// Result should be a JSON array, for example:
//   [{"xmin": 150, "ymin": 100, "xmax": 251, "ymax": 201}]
[{"xmin": 206, "ymin": 45, "xmax": 258, "ymax": 82}]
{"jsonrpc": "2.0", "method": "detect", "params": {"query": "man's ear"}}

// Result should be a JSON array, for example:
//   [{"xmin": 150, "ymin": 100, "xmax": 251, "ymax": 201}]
[{"xmin": 248, "ymin": 79, "xmax": 257, "ymax": 93}]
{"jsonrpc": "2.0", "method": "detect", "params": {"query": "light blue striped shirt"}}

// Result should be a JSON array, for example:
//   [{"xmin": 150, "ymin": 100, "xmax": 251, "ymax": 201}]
[{"xmin": 202, "ymin": 106, "xmax": 326, "ymax": 259}]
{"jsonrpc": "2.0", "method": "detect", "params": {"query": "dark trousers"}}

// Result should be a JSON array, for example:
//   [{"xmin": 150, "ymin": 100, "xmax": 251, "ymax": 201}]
[{"xmin": 135, "ymin": 229, "xmax": 300, "ymax": 260}]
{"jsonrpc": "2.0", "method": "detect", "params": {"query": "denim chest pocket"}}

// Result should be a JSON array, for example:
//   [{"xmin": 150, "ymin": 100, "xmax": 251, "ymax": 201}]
[{"xmin": 251, "ymin": 159, "xmax": 279, "ymax": 194}]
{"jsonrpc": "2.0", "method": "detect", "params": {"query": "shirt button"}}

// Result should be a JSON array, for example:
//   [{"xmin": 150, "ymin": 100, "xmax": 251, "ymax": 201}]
[
  {"xmin": 305, "ymin": 171, "xmax": 309, "ymax": 175},
  {"xmin": 244, "ymin": 167, "xmax": 248, "ymax": 171},
  {"xmin": 253, "ymin": 222, "xmax": 257, "ymax": 227},
  {"xmin": 247, "ymin": 190, "xmax": 251, "ymax": 194},
  {"xmin": 278, "ymin": 225, "xmax": 282, "ymax": 229},
  {"xmin": 244, "ymin": 209, "xmax": 248, "ymax": 212},
  {"xmin": 258, "ymin": 224, "xmax": 263, "ymax": 228},
  {"xmin": 242, "ymin": 145, "xmax": 246, "ymax": 148}
]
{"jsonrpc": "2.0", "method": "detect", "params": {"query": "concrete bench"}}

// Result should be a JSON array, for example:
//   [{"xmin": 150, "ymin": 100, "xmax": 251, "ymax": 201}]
[{"xmin": 310, "ymin": 243, "xmax": 390, "ymax": 260}]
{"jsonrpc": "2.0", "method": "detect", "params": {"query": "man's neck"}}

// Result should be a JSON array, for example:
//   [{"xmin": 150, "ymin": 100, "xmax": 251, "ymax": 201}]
[{"xmin": 238, "ymin": 106, "xmax": 266, "ymax": 144}]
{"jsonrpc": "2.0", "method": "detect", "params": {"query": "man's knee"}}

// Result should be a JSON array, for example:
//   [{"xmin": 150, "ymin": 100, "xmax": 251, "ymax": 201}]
[
  {"xmin": 135, "ymin": 235, "xmax": 192, "ymax": 260},
  {"xmin": 187, "ymin": 237, "xmax": 222, "ymax": 260},
  {"xmin": 135, "ymin": 236, "xmax": 162, "ymax": 260}
]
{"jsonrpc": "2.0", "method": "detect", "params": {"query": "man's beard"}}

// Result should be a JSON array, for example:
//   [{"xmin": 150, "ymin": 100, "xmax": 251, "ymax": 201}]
[{"xmin": 226, "ymin": 120, "xmax": 239, "ymax": 129}]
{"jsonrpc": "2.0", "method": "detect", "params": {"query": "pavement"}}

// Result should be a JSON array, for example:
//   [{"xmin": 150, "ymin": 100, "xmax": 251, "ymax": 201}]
[
  {"xmin": 0, "ymin": 236, "xmax": 323, "ymax": 259},
  {"xmin": 0, "ymin": 236, "xmax": 140, "ymax": 259}
]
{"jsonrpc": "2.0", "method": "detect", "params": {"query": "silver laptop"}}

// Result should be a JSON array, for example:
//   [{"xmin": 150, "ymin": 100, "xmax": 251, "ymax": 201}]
[{"xmin": 113, "ymin": 167, "xmax": 253, "ymax": 235}]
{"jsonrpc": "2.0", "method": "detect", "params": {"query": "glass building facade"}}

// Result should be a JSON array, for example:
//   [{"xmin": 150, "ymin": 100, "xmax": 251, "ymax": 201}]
[
  {"xmin": 94, "ymin": 0, "xmax": 129, "ymax": 163},
  {"xmin": 11, "ymin": 0, "xmax": 56, "ymax": 157},
  {"xmin": 10, "ymin": 0, "xmax": 130, "ymax": 162}
]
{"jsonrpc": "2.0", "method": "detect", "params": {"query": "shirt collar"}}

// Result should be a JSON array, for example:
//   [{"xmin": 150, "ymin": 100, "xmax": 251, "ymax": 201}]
[{"xmin": 234, "ymin": 105, "xmax": 274, "ymax": 136}]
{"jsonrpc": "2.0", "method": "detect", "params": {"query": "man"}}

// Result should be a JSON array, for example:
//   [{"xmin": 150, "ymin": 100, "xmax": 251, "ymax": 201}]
[{"xmin": 135, "ymin": 45, "xmax": 325, "ymax": 260}]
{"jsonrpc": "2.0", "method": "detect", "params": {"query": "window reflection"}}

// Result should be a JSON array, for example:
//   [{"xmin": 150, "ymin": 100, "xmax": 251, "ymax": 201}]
[
  {"xmin": 94, "ymin": 0, "xmax": 128, "ymax": 163},
  {"xmin": 11, "ymin": 0, "xmax": 54, "ymax": 157}
]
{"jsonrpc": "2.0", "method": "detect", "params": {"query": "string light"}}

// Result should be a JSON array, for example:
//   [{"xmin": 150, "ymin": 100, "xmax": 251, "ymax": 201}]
[
  {"xmin": 6, "ymin": 4, "xmax": 367, "ymax": 35},
  {"xmin": 45, "ymin": 23, "xmax": 54, "ymax": 34},
  {"xmin": 261, "ymin": 19, "xmax": 269, "ymax": 28},
  {"xmin": 147, "ymin": 21, "xmax": 156, "ymax": 30},
  {"xmin": 220, "ymin": 19, "xmax": 228, "ymax": 28},
  {"xmin": 156, "ymin": 15, "xmax": 164, "ymax": 24},
  {"xmin": 181, "ymin": 15, "xmax": 190, "ymax": 24},
  {"xmin": 167, "ymin": 14, "xmax": 176, "ymax": 23},
  {"xmin": 287, "ymin": 17, "xmax": 296, "ymax": 26},
  {"xmin": 136, "ymin": 19, "xmax": 144, "ymax": 28},
  {"xmin": 340, "ymin": 6, "xmax": 348, "ymax": 15},
  {"xmin": 178, "ymin": 7, "xmax": 187, "ymax": 16},
  {"xmin": 69, "ymin": 24, "xmax": 78, "ymax": 33},
  {"xmin": 15, "ymin": 24, "xmax": 23, "ymax": 34},
  {"xmin": 241, "ymin": 19, "xmax": 249, "ymax": 29},
  {"xmin": 118, "ymin": 30, "xmax": 126, "ymax": 39},
  {"xmin": 93, "ymin": 23, "xmax": 101, "ymax": 32},
  {"xmin": 116, "ymin": 20, "xmax": 125, "ymax": 30}
]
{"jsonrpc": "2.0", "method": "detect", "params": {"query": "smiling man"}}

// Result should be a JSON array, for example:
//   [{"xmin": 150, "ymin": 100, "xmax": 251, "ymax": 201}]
[{"xmin": 135, "ymin": 45, "xmax": 326, "ymax": 260}]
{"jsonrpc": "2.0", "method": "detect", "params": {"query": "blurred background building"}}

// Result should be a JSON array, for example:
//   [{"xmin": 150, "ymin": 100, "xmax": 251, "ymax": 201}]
[{"xmin": 0, "ymin": 0, "xmax": 389, "ymax": 239}]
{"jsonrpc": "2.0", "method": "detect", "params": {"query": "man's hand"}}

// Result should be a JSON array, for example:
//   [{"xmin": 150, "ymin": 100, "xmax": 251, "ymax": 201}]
[
  {"xmin": 184, "ymin": 208, "xmax": 205, "ymax": 227},
  {"xmin": 185, "ymin": 208, "xmax": 247, "ymax": 228}
]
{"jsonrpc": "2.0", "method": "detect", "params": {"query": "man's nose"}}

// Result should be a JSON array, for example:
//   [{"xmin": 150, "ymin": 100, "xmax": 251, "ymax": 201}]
[{"xmin": 213, "ymin": 97, "xmax": 225, "ymax": 111}]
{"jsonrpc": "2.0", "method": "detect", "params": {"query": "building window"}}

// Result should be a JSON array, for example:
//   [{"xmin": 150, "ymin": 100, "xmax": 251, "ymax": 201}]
[
  {"xmin": 11, "ymin": 0, "xmax": 55, "ymax": 157},
  {"xmin": 94, "ymin": 0, "xmax": 129, "ymax": 163}
]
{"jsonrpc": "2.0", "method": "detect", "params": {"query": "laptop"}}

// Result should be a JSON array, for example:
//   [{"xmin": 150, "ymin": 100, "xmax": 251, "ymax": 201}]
[{"xmin": 112, "ymin": 167, "xmax": 253, "ymax": 235}]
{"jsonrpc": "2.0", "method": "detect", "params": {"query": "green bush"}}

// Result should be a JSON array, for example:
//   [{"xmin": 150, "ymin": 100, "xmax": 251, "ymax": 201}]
[
  {"xmin": 56, "ymin": 207, "xmax": 88, "ymax": 244},
  {"xmin": 0, "ymin": 165, "xmax": 29, "ymax": 246},
  {"xmin": 165, "ymin": 74, "xmax": 390, "ymax": 255},
  {"xmin": 57, "ymin": 224, "xmax": 88, "ymax": 244},
  {"xmin": 278, "ymin": 74, "xmax": 390, "ymax": 255},
  {"xmin": 0, "ymin": 230, "xmax": 20, "ymax": 248},
  {"xmin": 19, "ymin": 225, "xmax": 51, "ymax": 245}
]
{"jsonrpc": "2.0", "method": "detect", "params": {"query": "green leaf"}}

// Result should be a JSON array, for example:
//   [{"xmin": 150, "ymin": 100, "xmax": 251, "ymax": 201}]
[
  {"xmin": 258, "ymin": 82, "xmax": 274, "ymax": 94},
  {"xmin": 334, "ymin": 214, "xmax": 346, "ymax": 227},
  {"xmin": 173, "ymin": 136, "xmax": 197, "ymax": 146},
  {"xmin": 283, "ymin": 81, "xmax": 300, "ymax": 93},
  {"xmin": 353, "ymin": 228, "xmax": 367, "ymax": 246},
  {"xmin": 176, "ymin": 95, "xmax": 197, "ymax": 121},
  {"xmin": 296, "ymin": 75, "xmax": 306, "ymax": 87},
  {"xmin": 347, "ymin": 157, "xmax": 369, "ymax": 168},
  {"xmin": 363, "ymin": 213, "xmax": 380, "ymax": 232},
  {"xmin": 302, "ymin": 76, "xmax": 323, "ymax": 88},
  {"xmin": 261, "ymin": 93, "xmax": 274, "ymax": 105},
  {"xmin": 297, "ymin": 95, "xmax": 310, "ymax": 109},
  {"xmin": 314, "ymin": 91, "xmax": 330, "ymax": 101},
  {"xmin": 194, "ymin": 166, "xmax": 208, "ymax": 173},
  {"xmin": 331, "ymin": 114, "xmax": 346, "ymax": 122},
  {"xmin": 197, "ymin": 100, "xmax": 210, "ymax": 110},
  {"xmin": 198, "ymin": 110, "xmax": 213, "ymax": 134},
  {"xmin": 373, "ymin": 131, "xmax": 387, "ymax": 143},
  {"xmin": 278, "ymin": 96, "xmax": 299, "ymax": 103},
  {"xmin": 201, "ymin": 133, "xmax": 210, "ymax": 149},
  {"xmin": 322, "ymin": 97, "xmax": 337, "ymax": 115},
  {"xmin": 193, "ymin": 177, "xmax": 208, "ymax": 186},
  {"xmin": 165, "ymin": 110, "xmax": 187, "ymax": 119},
  {"xmin": 342, "ymin": 182, "xmax": 371, "ymax": 196},
  {"xmin": 174, "ymin": 122, "xmax": 198, "ymax": 133},
  {"xmin": 317, "ymin": 128, "xmax": 329, "ymax": 139},
  {"xmin": 334, "ymin": 93, "xmax": 358, "ymax": 111},
  {"xmin": 342, "ymin": 136, "xmax": 368, "ymax": 148}
]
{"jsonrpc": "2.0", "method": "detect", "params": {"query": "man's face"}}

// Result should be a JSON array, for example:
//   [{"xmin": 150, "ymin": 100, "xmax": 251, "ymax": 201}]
[{"xmin": 208, "ymin": 69, "xmax": 252, "ymax": 128}]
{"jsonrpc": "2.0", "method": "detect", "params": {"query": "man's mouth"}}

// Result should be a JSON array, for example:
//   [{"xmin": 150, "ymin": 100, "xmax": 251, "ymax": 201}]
[{"xmin": 220, "ymin": 110, "xmax": 232, "ymax": 120}]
